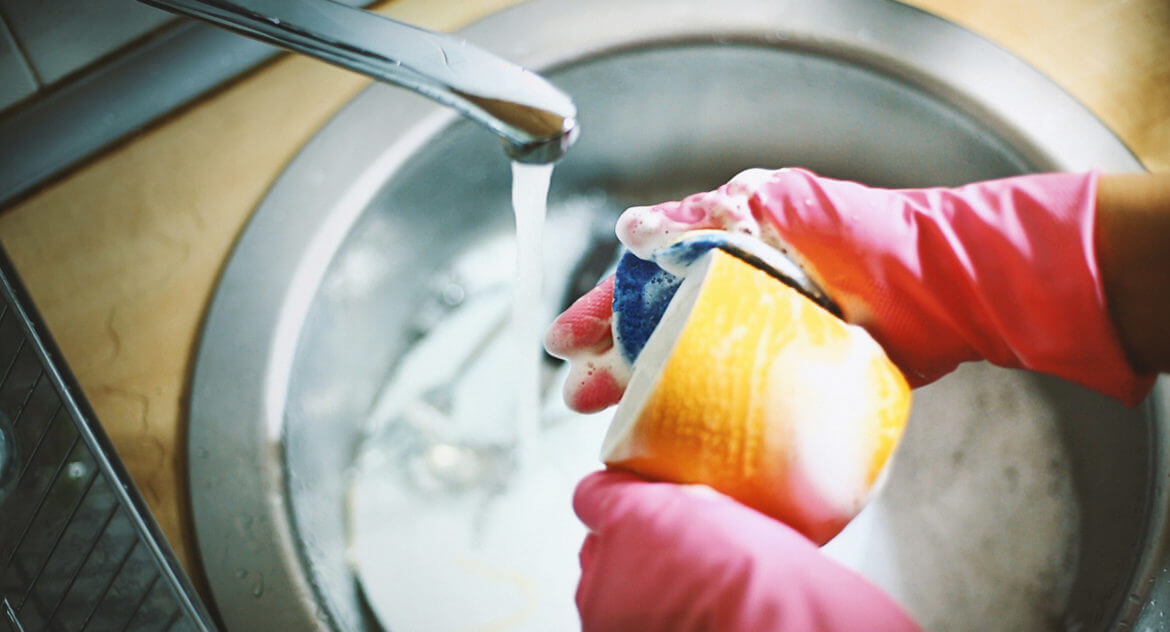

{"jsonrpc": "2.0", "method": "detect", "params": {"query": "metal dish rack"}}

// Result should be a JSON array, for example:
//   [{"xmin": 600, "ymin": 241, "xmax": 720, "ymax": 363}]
[{"xmin": 0, "ymin": 246, "xmax": 216, "ymax": 631}]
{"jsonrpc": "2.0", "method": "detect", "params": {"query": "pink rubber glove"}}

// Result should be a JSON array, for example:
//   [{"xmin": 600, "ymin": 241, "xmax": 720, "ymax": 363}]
[
  {"xmin": 574, "ymin": 470, "xmax": 920, "ymax": 632},
  {"xmin": 546, "ymin": 168, "xmax": 1155, "ymax": 410}
]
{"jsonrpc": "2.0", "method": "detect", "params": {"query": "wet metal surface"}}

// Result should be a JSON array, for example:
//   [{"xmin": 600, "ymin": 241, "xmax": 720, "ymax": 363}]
[{"xmin": 187, "ymin": 1, "xmax": 1161, "ymax": 630}]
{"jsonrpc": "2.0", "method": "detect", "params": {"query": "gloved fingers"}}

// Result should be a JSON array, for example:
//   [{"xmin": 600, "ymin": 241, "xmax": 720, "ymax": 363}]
[
  {"xmin": 545, "ymin": 275, "xmax": 615, "ymax": 358},
  {"xmin": 574, "ymin": 471, "xmax": 789, "ymax": 632},
  {"xmin": 547, "ymin": 168, "xmax": 817, "ymax": 414},
  {"xmin": 574, "ymin": 469, "xmax": 719, "ymax": 534},
  {"xmin": 655, "ymin": 167, "xmax": 958, "ymax": 387},
  {"xmin": 544, "ymin": 276, "xmax": 628, "ymax": 413},
  {"xmin": 562, "ymin": 365, "xmax": 624, "ymax": 414},
  {"xmin": 573, "ymin": 469, "xmax": 677, "ymax": 532},
  {"xmin": 616, "ymin": 174, "xmax": 773, "ymax": 258},
  {"xmin": 572, "ymin": 470, "xmax": 922, "ymax": 632},
  {"xmin": 573, "ymin": 470, "xmax": 806, "ymax": 554}
]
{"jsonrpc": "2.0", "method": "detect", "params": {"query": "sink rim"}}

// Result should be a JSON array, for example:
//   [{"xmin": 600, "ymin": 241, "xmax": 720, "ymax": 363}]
[{"xmin": 187, "ymin": 0, "xmax": 1155, "ymax": 630}]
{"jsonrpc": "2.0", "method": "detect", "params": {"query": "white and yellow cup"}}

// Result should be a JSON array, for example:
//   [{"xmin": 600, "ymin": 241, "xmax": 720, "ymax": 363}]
[{"xmin": 604, "ymin": 232, "xmax": 911, "ymax": 545}]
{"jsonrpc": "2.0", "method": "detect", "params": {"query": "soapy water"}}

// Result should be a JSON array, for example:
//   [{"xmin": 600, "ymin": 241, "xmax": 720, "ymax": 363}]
[
  {"xmin": 350, "ymin": 349, "xmax": 1080, "ymax": 632},
  {"xmin": 347, "ymin": 170, "xmax": 612, "ymax": 631},
  {"xmin": 824, "ymin": 363, "xmax": 1080, "ymax": 631},
  {"xmin": 349, "ymin": 296, "xmax": 1080, "ymax": 631},
  {"xmin": 346, "ymin": 170, "xmax": 1080, "ymax": 630},
  {"xmin": 348, "ymin": 381, "xmax": 605, "ymax": 631}
]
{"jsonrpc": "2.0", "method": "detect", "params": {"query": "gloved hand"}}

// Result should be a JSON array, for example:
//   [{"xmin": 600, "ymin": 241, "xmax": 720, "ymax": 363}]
[
  {"xmin": 546, "ymin": 168, "xmax": 1155, "ymax": 411},
  {"xmin": 574, "ymin": 470, "xmax": 920, "ymax": 632}
]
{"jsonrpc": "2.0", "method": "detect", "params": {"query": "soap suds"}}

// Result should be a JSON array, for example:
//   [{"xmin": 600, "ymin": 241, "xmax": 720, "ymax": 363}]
[{"xmin": 824, "ymin": 363, "xmax": 1080, "ymax": 631}]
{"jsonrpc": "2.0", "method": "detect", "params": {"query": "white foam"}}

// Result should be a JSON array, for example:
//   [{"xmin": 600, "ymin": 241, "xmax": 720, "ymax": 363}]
[{"xmin": 823, "ymin": 363, "xmax": 1080, "ymax": 631}]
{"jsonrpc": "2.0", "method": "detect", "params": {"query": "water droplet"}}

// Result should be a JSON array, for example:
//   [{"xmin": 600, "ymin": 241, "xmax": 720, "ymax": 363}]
[
  {"xmin": 65, "ymin": 461, "xmax": 87, "ymax": 479},
  {"xmin": 440, "ymin": 282, "xmax": 466, "ymax": 306}
]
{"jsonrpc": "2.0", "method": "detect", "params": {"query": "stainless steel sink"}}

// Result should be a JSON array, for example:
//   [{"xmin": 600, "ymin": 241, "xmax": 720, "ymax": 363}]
[{"xmin": 187, "ymin": 0, "xmax": 1169, "ymax": 630}]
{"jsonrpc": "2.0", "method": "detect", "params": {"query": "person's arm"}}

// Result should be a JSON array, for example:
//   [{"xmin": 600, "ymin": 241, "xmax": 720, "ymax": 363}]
[
  {"xmin": 1095, "ymin": 173, "xmax": 1170, "ymax": 374},
  {"xmin": 573, "ymin": 470, "xmax": 920, "ymax": 632},
  {"xmin": 548, "ymin": 169, "xmax": 1159, "ymax": 412},
  {"xmin": 555, "ymin": 170, "xmax": 1165, "ymax": 632}
]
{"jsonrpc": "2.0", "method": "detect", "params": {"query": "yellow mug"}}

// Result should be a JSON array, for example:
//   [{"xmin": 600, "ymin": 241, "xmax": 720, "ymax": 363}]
[{"xmin": 604, "ymin": 231, "xmax": 911, "ymax": 545}]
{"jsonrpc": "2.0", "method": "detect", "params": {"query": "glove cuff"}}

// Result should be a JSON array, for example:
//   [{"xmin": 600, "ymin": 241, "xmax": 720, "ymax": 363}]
[{"xmin": 763, "ymin": 169, "xmax": 1155, "ymax": 404}]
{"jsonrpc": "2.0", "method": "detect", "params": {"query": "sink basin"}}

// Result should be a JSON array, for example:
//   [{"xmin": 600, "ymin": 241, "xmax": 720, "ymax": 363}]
[{"xmin": 188, "ymin": 0, "xmax": 1168, "ymax": 630}]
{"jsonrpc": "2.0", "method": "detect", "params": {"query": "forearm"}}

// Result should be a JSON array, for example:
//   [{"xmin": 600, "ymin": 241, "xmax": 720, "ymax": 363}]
[
  {"xmin": 548, "ymin": 169, "xmax": 1164, "ymax": 414},
  {"xmin": 1095, "ymin": 173, "xmax": 1170, "ymax": 374}
]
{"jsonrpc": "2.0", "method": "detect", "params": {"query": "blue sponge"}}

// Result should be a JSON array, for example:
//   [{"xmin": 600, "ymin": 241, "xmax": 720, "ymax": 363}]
[
  {"xmin": 612, "ymin": 251, "xmax": 682, "ymax": 364},
  {"xmin": 610, "ymin": 231, "xmax": 839, "ymax": 366}
]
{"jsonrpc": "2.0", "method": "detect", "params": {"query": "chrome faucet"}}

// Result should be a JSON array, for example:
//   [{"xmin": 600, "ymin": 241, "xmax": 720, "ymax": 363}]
[{"xmin": 140, "ymin": 0, "xmax": 578, "ymax": 163}]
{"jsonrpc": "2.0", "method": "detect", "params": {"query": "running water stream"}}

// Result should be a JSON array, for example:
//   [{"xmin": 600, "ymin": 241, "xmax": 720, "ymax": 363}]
[
  {"xmin": 347, "ymin": 161, "xmax": 609, "ymax": 631},
  {"xmin": 509, "ymin": 162, "xmax": 554, "ymax": 471}
]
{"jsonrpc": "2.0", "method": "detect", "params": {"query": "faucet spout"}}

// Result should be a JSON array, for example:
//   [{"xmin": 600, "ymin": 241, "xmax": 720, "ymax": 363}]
[{"xmin": 141, "ymin": 0, "xmax": 578, "ymax": 163}]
